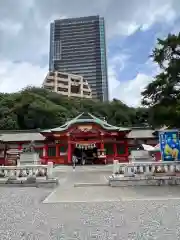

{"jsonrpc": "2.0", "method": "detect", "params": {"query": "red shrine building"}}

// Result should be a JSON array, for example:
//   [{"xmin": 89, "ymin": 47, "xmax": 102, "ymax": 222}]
[{"xmin": 0, "ymin": 113, "xmax": 159, "ymax": 165}]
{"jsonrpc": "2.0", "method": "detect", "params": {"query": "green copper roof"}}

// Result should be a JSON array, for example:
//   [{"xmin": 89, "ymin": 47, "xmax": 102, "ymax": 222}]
[{"xmin": 42, "ymin": 113, "xmax": 130, "ymax": 133}]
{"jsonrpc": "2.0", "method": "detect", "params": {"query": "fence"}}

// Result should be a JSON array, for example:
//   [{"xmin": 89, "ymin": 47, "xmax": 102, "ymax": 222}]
[
  {"xmin": 0, "ymin": 162, "xmax": 53, "ymax": 180},
  {"xmin": 113, "ymin": 160, "xmax": 180, "ymax": 176}
]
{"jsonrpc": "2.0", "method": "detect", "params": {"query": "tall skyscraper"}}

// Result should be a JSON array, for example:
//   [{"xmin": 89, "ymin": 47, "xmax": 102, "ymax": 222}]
[{"xmin": 49, "ymin": 15, "xmax": 109, "ymax": 101}]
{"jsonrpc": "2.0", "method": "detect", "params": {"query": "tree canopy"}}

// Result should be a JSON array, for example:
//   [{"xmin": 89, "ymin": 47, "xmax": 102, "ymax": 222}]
[
  {"xmin": 141, "ymin": 33, "xmax": 180, "ymax": 128},
  {"xmin": 0, "ymin": 87, "xmax": 149, "ymax": 130}
]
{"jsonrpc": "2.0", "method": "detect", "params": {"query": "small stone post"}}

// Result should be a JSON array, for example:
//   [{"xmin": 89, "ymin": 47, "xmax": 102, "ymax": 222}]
[
  {"xmin": 113, "ymin": 160, "xmax": 119, "ymax": 174},
  {"xmin": 33, "ymin": 153, "xmax": 38, "ymax": 165},
  {"xmin": 47, "ymin": 161, "xmax": 53, "ymax": 179},
  {"xmin": 17, "ymin": 158, "xmax": 20, "ymax": 166}
]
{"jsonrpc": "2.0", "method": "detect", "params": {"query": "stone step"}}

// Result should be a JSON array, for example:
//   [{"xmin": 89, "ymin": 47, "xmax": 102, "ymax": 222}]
[
  {"xmin": 54, "ymin": 165, "xmax": 113, "ymax": 172},
  {"xmin": 74, "ymin": 182, "xmax": 109, "ymax": 187},
  {"xmin": 109, "ymin": 175, "xmax": 180, "ymax": 187}
]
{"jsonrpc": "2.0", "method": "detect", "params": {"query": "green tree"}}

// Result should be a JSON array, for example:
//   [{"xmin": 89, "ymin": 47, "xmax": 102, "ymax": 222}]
[
  {"xmin": 141, "ymin": 33, "xmax": 180, "ymax": 127},
  {"xmin": 0, "ymin": 86, "xmax": 150, "ymax": 130}
]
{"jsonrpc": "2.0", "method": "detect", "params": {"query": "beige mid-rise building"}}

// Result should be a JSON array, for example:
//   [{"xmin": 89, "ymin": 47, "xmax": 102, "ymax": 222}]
[{"xmin": 43, "ymin": 71, "xmax": 92, "ymax": 99}]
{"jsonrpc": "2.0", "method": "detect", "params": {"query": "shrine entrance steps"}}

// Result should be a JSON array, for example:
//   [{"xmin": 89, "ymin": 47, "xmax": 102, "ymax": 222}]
[
  {"xmin": 53, "ymin": 164, "xmax": 113, "ymax": 173},
  {"xmin": 43, "ymin": 168, "xmax": 112, "ymax": 203},
  {"xmin": 53, "ymin": 167, "xmax": 110, "ymax": 187}
]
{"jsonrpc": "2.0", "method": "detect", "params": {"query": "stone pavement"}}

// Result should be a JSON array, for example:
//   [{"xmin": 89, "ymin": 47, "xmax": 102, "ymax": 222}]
[
  {"xmin": 44, "ymin": 165, "xmax": 180, "ymax": 203},
  {"xmin": 1, "ymin": 166, "xmax": 180, "ymax": 239},
  {"xmin": 2, "ymin": 187, "xmax": 180, "ymax": 239},
  {"xmin": 53, "ymin": 164, "xmax": 113, "ymax": 172}
]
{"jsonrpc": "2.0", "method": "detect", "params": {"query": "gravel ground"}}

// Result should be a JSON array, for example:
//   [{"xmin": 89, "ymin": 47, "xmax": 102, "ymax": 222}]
[{"xmin": 0, "ymin": 187, "xmax": 180, "ymax": 239}]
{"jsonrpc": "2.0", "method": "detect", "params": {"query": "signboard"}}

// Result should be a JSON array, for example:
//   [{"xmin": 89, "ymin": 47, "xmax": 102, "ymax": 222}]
[
  {"xmin": 54, "ymin": 134, "xmax": 61, "ymax": 137},
  {"xmin": 159, "ymin": 130, "xmax": 180, "ymax": 161},
  {"xmin": 78, "ymin": 125, "xmax": 92, "ymax": 132},
  {"xmin": 76, "ymin": 143, "xmax": 96, "ymax": 149},
  {"xmin": 111, "ymin": 132, "xmax": 118, "ymax": 136}
]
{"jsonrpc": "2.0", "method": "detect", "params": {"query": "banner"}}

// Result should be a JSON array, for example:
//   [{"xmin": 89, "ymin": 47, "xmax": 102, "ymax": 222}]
[
  {"xmin": 159, "ymin": 130, "xmax": 180, "ymax": 161},
  {"xmin": 75, "ymin": 143, "xmax": 96, "ymax": 149}
]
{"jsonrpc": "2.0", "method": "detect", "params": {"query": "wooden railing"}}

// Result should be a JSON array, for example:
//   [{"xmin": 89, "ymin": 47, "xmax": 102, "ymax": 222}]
[
  {"xmin": 113, "ymin": 160, "xmax": 180, "ymax": 176},
  {"xmin": 0, "ymin": 162, "xmax": 53, "ymax": 179}
]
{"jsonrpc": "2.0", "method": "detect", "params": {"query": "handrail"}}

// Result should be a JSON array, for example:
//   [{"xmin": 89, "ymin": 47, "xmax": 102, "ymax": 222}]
[
  {"xmin": 0, "ymin": 162, "xmax": 53, "ymax": 179},
  {"xmin": 113, "ymin": 160, "xmax": 180, "ymax": 176}
]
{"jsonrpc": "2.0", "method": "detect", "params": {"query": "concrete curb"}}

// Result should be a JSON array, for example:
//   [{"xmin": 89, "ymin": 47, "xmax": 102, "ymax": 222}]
[
  {"xmin": 109, "ymin": 175, "xmax": 180, "ymax": 187},
  {"xmin": 74, "ymin": 182, "xmax": 109, "ymax": 187},
  {"xmin": 0, "ymin": 178, "xmax": 59, "ymax": 188}
]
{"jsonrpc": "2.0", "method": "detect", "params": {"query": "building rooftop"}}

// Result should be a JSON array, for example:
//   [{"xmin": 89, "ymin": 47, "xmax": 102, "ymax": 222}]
[
  {"xmin": 127, "ymin": 129, "xmax": 155, "ymax": 139},
  {"xmin": 43, "ymin": 71, "xmax": 92, "ymax": 99},
  {"xmin": 0, "ymin": 113, "xmax": 165, "ymax": 142},
  {"xmin": 0, "ymin": 133, "xmax": 45, "ymax": 142},
  {"xmin": 42, "ymin": 112, "xmax": 130, "ymax": 133},
  {"xmin": 0, "ymin": 128, "xmax": 157, "ymax": 143}
]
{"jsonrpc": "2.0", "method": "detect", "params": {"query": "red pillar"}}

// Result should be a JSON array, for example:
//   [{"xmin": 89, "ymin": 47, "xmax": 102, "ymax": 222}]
[
  {"xmin": 45, "ymin": 144, "xmax": 48, "ymax": 157},
  {"xmin": 113, "ymin": 143, "xmax": 117, "ymax": 157},
  {"xmin": 100, "ymin": 132, "xmax": 106, "ymax": 164},
  {"xmin": 55, "ymin": 144, "xmax": 59, "ymax": 164},
  {"xmin": 56, "ymin": 144, "xmax": 59, "ymax": 158},
  {"xmin": 18, "ymin": 143, "xmax": 22, "ymax": 150},
  {"xmin": 67, "ymin": 134, "xmax": 71, "ymax": 164},
  {"xmin": 100, "ymin": 133, "xmax": 104, "ymax": 149}
]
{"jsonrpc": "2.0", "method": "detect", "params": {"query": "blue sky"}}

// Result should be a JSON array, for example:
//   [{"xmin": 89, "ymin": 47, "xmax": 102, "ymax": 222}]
[
  {"xmin": 113, "ymin": 18, "xmax": 180, "ymax": 82},
  {"xmin": 0, "ymin": 0, "xmax": 179, "ymax": 107}
]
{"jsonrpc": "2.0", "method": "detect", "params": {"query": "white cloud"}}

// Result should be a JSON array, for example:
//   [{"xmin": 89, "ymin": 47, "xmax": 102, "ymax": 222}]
[
  {"xmin": 108, "ymin": 55, "xmax": 158, "ymax": 107},
  {"xmin": 0, "ymin": 61, "xmax": 47, "ymax": 93},
  {"xmin": 108, "ymin": 65, "xmax": 121, "ymax": 97},
  {"xmin": 140, "ymin": 3, "xmax": 176, "ymax": 31},
  {"xmin": 115, "ymin": 74, "xmax": 153, "ymax": 107},
  {"xmin": 114, "ymin": 1, "xmax": 177, "ymax": 37},
  {"xmin": 109, "ymin": 53, "xmax": 130, "ymax": 72},
  {"xmin": 109, "ymin": 71, "xmax": 153, "ymax": 107},
  {"xmin": 0, "ymin": 20, "xmax": 22, "ymax": 35},
  {"xmin": 115, "ymin": 22, "xmax": 139, "ymax": 36}
]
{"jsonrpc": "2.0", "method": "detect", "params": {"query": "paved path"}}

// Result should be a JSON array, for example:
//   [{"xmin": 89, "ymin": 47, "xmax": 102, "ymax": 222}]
[
  {"xmin": 53, "ymin": 164, "xmax": 113, "ymax": 172},
  {"xmin": 53, "ymin": 165, "xmax": 112, "ymax": 186},
  {"xmin": 44, "ymin": 165, "xmax": 180, "ymax": 203}
]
